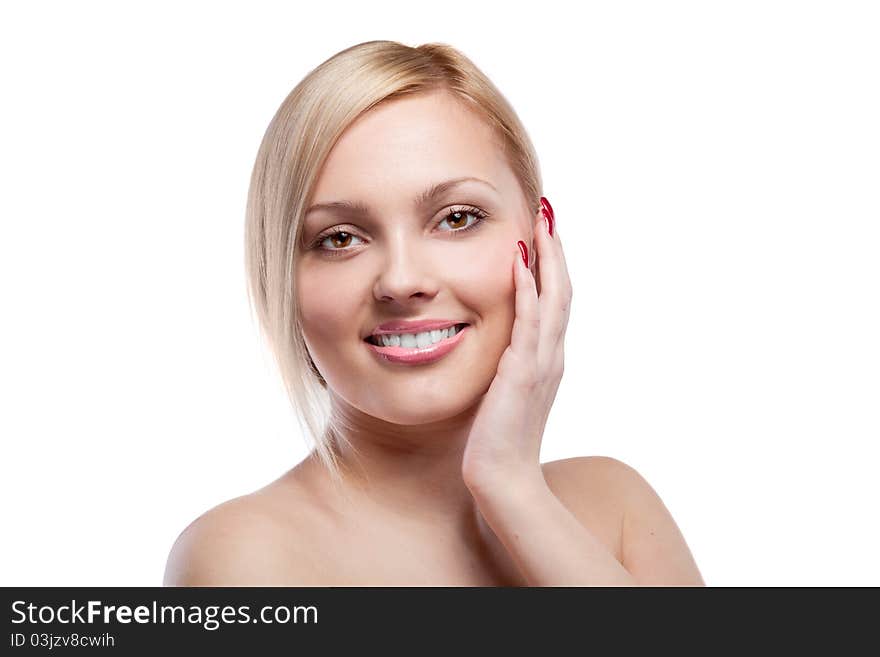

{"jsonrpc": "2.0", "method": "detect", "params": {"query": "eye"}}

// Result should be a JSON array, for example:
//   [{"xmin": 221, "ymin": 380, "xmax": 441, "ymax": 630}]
[
  {"xmin": 313, "ymin": 230, "xmax": 364, "ymax": 251},
  {"xmin": 437, "ymin": 206, "xmax": 489, "ymax": 234},
  {"xmin": 308, "ymin": 205, "xmax": 489, "ymax": 257}
]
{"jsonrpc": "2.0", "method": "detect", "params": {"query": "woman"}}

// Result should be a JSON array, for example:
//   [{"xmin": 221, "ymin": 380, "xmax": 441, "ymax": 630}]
[{"xmin": 164, "ymin": 40, "xmax": 705, "ymax": 586}]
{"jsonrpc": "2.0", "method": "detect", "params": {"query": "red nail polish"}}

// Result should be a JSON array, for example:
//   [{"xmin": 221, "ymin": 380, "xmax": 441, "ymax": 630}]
[
  {"xmin": 541, "ymin": 207, "xmax": 554, "ymax": 237},
  {"xmin": 540, "ymin": 196, "xmax": 554, "ymax": 220},
  {"xmin": 517, "ymin": 240, "xmax": 528, "ymax": 267}
]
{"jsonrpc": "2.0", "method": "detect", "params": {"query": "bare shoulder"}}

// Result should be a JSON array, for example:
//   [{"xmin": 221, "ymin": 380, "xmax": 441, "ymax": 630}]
[
  {"xmin": 541, "ymin": 455, "xmax": 634, "ymax": 520},
  {"xmin": 542, "ymin": 455, "xmax": 631, "ymax": 494},
  {"xmin": 162, "ymin": 489, "xmax": 322, "ymax": 586},
  {"xmin": 541, "ymin": 456, "xmax": 705, "ymax": 586},
  {"xmin": 539, "ymin": 456, "xmax": 630, "ymax": 564}
]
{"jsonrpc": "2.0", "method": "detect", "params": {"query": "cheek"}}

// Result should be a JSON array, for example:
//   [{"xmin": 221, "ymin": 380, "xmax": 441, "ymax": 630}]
[
  {"xmin": 457, "ymin": 244, "xmax": 513, "ymax": 306},
  {"xmin": 296, "ymin": 267, "xmax": 362, "ymax": 352},
  {"xmin": 453, "ymin": 238, "xmax": 517, "ymax": 348}
]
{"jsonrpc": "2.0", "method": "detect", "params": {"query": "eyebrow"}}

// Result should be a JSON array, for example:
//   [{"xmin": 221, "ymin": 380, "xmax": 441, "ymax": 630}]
[{"xmin": 304, "ymin": 176, "xmax": 497, "ymax": 218}]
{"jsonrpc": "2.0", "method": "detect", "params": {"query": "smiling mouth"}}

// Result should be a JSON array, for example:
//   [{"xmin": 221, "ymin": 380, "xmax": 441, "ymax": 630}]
[{"xmin": 365, "ymin": 323, "xmax": 470, "ymax": 347}]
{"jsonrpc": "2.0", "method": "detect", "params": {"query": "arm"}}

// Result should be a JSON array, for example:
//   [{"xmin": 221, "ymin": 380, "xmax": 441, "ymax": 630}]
[
  {"xmin": 461, "ymin": 209, "xmax": 703, "ymax": 585},
  {"xmin": 465, "ymin": 457, "xmax": 705, "ymax": 587},
  {"xmin": 466, "ymin": 465, "xmax": 636, "ymax": 587}
]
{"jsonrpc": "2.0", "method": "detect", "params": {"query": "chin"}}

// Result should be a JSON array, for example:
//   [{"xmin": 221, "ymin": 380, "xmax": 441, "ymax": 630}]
[{"xmin": 370, "ymin": 394, "xmax": 479, "ymax": 426}]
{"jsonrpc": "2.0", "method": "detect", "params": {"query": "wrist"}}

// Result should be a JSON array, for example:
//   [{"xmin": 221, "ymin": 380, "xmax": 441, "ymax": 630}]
[{"xmin": 463, "ymin": 463, "xmax": 550, "ymax": 502}]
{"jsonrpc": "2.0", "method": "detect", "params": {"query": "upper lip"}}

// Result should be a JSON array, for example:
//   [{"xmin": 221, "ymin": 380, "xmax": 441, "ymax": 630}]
[{"xmin": 367, "ymin": 319, "xmax": 469, "ymax": 337}]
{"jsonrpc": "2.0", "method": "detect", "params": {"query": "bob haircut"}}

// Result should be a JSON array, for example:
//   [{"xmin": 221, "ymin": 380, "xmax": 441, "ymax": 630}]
[{"xmin": 244, "ymin": 40, "xmax": 543, "ymax": 486}]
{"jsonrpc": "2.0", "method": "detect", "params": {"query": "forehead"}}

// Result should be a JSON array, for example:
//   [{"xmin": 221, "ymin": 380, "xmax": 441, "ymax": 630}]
[{"xmin": 311, "ymin": 90, "xmax": 508, "ymax": 202}]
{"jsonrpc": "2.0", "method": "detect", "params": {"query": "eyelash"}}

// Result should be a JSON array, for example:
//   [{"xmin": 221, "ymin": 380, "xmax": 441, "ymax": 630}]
[{"xmin": 308, "ymin": 205, "xmax": 489, "ymax": 256}]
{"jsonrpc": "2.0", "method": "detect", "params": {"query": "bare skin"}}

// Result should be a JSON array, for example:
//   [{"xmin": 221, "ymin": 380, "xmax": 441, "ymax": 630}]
[
  {"xmin": 164, "ymin": 454, "xmax": 629, "ymax": 587},
  {"xmin": 164, "ymin": 89, "xmax": 704, "ymax": 586}
]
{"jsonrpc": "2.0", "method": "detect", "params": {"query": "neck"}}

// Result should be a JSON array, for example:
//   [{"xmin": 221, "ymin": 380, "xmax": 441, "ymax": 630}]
[
  {"xmin": 317, "ymin": 393, "xmax": 483, "ymax": 527},
  {"xmin": 287, "ymin": 393, "xmax": 523, "ymax": 583}
]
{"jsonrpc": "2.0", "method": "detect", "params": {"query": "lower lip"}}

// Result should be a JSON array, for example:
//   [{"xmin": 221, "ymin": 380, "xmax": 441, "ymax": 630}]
[{"xmin": 365, "ymin": 325, "xmax": 470, "ymax": 365}]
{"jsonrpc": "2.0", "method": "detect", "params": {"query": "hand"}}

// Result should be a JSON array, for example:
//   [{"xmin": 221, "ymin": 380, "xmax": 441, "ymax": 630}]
[{"xmin": 461, "ymin": 198, "xmax": 573, "ymax": 489}]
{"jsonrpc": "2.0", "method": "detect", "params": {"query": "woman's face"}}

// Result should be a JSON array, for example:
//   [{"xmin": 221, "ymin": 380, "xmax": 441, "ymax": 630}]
[{"xmin": 296, "ymin": 89, "xmax": 535, "ymax": 426}]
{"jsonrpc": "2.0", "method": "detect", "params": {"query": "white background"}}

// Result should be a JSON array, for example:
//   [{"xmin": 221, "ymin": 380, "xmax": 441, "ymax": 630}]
[{"xmin": 1, "ymin": 1, "xmax": 877, "ymax": 586}]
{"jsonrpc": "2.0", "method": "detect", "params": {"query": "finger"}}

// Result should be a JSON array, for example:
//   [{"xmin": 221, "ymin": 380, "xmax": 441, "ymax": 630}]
[
  {"xmin": 529, "ymin": 215, "xmax": 541, "ymax": 297},
  {"xmin": 533, "ymin": 207, "xmax": 571, "ymax": 349},
  {"xmin": 509, "ymin": 240, "xmax": 540, "ymax": 364},
  {"xmin": 549, "ymin": 220, "xmax": 573, "ymax": 300},
  {"xmin": 541, "ymin": 199, "xmax": 573, "ymax": 299},
  {"xmin": 548, "ymin": 219, "xmax": 573, "ymax": 332},
  {"xmin": 550, "ymin": 221, "xmax": 573, "ymax": 335},
  {"xmin": 531, "ymin": 237, "xmax": 541, "ymax": 297}
]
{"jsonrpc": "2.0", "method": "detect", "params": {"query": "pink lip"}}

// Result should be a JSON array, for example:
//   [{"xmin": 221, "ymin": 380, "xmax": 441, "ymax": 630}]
[{"xmin": 365, "ymin": 325, "xmax": 469, "ymax": 365}]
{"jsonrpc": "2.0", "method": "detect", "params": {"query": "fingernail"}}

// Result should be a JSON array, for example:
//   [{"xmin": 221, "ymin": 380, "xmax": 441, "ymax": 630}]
[
  {"xmin": 517, "ymin": 240, "xmax": 528, "ymax": 267},
  {"xmin": 541, "ymin": 207, "xmax": 554, "ymax": 237},
  {"xmin": 540, "ymin": 197, "xmax": 555, "ymax": 236}
]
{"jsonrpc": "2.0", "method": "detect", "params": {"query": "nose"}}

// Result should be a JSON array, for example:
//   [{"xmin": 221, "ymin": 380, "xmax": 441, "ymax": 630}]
[{"xmin": 371, "ymin": 227, "xmax": 440, "ymax": 304}]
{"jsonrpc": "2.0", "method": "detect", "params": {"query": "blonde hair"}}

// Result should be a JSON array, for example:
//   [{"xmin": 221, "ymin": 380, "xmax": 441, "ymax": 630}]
[{"xmin": 244, "ymin": 40, "xmax": 543, "ymax": 485}]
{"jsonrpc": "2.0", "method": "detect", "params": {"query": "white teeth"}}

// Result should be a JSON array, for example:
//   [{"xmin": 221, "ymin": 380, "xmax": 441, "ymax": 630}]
[{"xmin": 376, "ymin": 325, "xmax": 463, "ymax": 348}]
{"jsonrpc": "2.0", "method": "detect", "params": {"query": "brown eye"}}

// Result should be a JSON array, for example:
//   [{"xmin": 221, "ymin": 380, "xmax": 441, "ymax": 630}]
[
  {"xmin": 446, "ymin": 212, "xmax": 469, "ymax": 229},
  {"xmin": 314, "ymin": 230, "xmax": 365, "ymax": 252},
  {"xmin": 439, "ymin": 207, "xmax": 487, "ymax": 234},
  {"xmin": 330, "ymin": 232, "xmax": 353, "ymax": 248}
]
